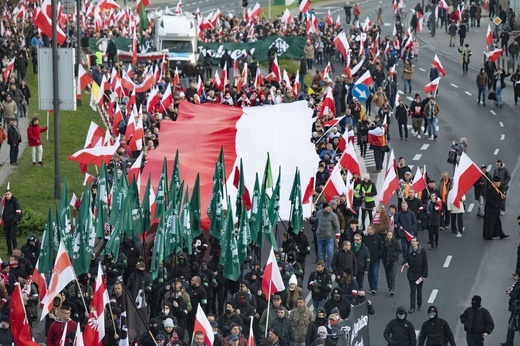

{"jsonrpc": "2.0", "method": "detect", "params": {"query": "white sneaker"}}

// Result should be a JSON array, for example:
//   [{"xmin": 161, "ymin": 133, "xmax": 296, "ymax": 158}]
[
  {"xmin": 411, "ymin": 130, "xmax": 416, "ymax": 136},
  {"xmin": 428, "ymin": 136, "xmax": 434, "ymax": 140},
  {"xmin": 417, "ymin": 134, "xmax": 421, "ymax": 139},
  {"xmin": 456, "ymin": 232, "xmax": 462, "ymax": 237}
]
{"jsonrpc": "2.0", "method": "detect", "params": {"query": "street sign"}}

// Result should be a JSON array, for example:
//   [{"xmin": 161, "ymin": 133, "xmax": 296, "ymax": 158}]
[
  {"xmin": 352, "ymin": 84, "xmax": 370, "ymax": 102},
  {"xmin": 493, "ymin": 16, "xmax": 502, "ymax": 26}
]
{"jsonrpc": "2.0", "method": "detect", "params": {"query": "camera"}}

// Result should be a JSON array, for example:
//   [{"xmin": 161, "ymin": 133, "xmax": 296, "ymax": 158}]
[{"xmin": 53, "ymin": 296, "xmax": 62, "ymax": 308}]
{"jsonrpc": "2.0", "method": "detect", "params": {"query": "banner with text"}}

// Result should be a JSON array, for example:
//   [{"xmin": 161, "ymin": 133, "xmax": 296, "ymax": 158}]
[{"xmin": 337, "ymin": 301, "xmax": 370, "ymax": 346}]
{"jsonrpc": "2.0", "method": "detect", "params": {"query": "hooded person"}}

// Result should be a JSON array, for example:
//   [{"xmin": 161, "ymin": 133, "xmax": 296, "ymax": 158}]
[
  {"xmin": 324, "ymin": 287, "xmax": 351, "ymax": 319},
  {"xmin": 327, "ymin": 324, "xmax": 344, "ymax": 346},
  {"xmin": 418, "ymin": 305, "xmax": 456, "ymax": 345},
  {"xmin": 383, "ymin": 306, "xmax": 416, "ymax": 345},
  {"xmin": 460, "ymin": 295, "xmax": 495, "ymax": 344},
  {"xmin": 305, "ymin": 308, "xmax": 329, "ymax": 345}
]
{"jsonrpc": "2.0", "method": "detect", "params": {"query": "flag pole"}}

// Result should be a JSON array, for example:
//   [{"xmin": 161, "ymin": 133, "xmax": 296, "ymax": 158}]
[
  {"xmin": 73, "ymin": 273, "xmax": 90, "ymax": 316},
  {"xmin": 123, "ymin": 284, "xmax": 158, "ymax": 346},
  {"xmin": 102, "ymin": 267, "xmax": 118, "ymax": 333},
  {"xmin": 264, "ymin": 283, "xmax": 272, "ymax": 337}
]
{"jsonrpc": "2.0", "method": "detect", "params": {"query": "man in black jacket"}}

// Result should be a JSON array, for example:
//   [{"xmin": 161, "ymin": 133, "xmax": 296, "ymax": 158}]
[
  {"xmin": 1, "ymin": 189, "xmax": 21, "ymax": 255},
  {"xmin": 418, "ymin": 305, "xmax": 456, "ymax": 345},
  {"xmin": 7, "ymin": 117, "xmax": 21, "ymax": 165},
  {"xmin": 307, "ymin": 261, "xmax": 332, "ymax": 311},
  {"xmin": 383, "ymin": 306, "xmax": 416, "ymax": 345},
  {"xmin": 106, "ymin": 35, "xmax": 117, "ymax": 68},
  {"xmin": 331, "ymin": 240, "xmax": 357, "ymax": 282},
  {"xmin": 364, "ymin": 225, "xmax": 383, "ymax": 294},
  {"xmin": 460, "ymin": 295, "xmax": 494, "ymax": 345}
]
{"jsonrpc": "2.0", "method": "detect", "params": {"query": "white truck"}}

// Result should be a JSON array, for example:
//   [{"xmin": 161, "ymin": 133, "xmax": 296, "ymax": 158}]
[{"xmin": 155, "ymin": 13, "xmax": 198, "ymax": 71}]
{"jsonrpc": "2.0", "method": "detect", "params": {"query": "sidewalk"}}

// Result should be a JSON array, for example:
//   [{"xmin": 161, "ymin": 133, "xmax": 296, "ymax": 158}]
[{"xmin": 0, "ymin": 116, "xmax": 30, "ymax": 188}]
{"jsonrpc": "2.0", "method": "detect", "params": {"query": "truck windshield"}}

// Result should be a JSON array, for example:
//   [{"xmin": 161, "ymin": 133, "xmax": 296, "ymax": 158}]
[{"xmin": 162, "ymin": 40, "xmax": 193, "ymax": 54}]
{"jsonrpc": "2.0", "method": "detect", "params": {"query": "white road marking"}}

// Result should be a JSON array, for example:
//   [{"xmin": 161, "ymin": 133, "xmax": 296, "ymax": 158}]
[
  {"xmin": 499, "ymin": 121, "xmax": 504, "ymax": 127},
  {"xmin": 408, "ymin": 164, "xmax": 414, "ymax": 170},
  {"xmin": 500, "ymin": 134, "xmax": 505, "ymax": 140},
  {"xmin": 494, "ymin": 149, "xmax": 499, "ymax": 155},
  {"xmin": 467, "ymin": 203, "xmax": 474, "ymax": 213},
  {"xmin": 398, "ymin": 90, "xmax": 405, "ymax": 94},
  {"xmin": 428, "ymin": 289, "xmax": 439, "ymax": 303},
  {"xmin": 383, "ymin": 23, "xmax": 391, "ymax": 26},
  {"xmin": 419, "ymin": 67, "xmax": 426, "ymax": 72},
  {"xmin": 420, "ymin": 144, "xmax": 430, "ymax": 150},
  {"xmin": 490, "ymin": 110, "xmax": 496, "ymax": 115},
  {"xmin": 436, "ymin": 126, "xmax": 439, "ymax": 131},
  {"xmin": 465, "ymin": 91, "xmax": 472, "ymax": 96},
  {"xmin": 415, "ymin": 330, "xmax": 421, "ymax": 338},
  {"xmin": 450, "ymin": 83, "xmax": 458, "ymax": 88},
  {"xmin": 413, "ymin": 154, "xmax": 422, "ymax": 161},
  {"xmin": 487, "ymin": 164, "xmax": 492, "ymax": 171},
  {"xmin": 406, "ymin": 96, "xmax": 413, "ymax": 101},
  {"xmin": 443, "ymin": 256, "xmax": 452, "ymax": 268}
]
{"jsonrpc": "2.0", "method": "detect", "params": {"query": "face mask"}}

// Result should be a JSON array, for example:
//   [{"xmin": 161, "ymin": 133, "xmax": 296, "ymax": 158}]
[
  {"xmin": 397, "ymin": 313, "xmax": 406, "ymax": 320},
  {"xmin": 471, "ymin": 302, "xmax": 480, "ymax": 310},
  {"xmin": 213, "ymin": 330, "xmax": 218, "ymax": 335},
  {"xmin": 163, "ymin": 309, "xmax": 170, "ymax": 315},
  {"xmin": 289, "ymin": 286, "xmax": 294, "ymax": 291},
  {"xmin": 428, "ymin": 313, "xmax": 436, "ymax": 319},
  {"xmin": 226, "ymin": 309, "xmax": 233, "ymax": 315},
  {"xmin": 179, "ymin": 259, "xmax": 185, "ymax": 264},
  {"xmin": 276, "ymin": 258, "xmax": 280, "ymax": 263},
  {"xmin": 353, "ymin": 242, "xmax": 361, "ymax": 251}
]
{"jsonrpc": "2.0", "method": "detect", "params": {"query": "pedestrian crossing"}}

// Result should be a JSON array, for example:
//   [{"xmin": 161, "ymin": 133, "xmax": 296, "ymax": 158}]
[{"xmin": 353, "ymin": 136, "xmax": 376, "ymax": 171}]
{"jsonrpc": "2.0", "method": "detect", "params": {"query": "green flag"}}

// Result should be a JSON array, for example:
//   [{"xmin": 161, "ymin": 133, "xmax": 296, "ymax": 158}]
[
  {"xmin": 190, "ymin": 173, "xmax": 201, "ymax": 238},
  {"xmin": 208, "ymin": 148, "xmax": 225, "ymax": 240},
  {"xmin": 262, "ymin": 153, "xmax": 274, "ymax": 190},
  {"xmin": 54, "ymin": 205, "xmax": 61, "ymax": 252},
  {"xmin": 110, "ymin": 172, "xmax": 129, "ymax": 226},
  {"xmin": 249, "ymin": 173, "xmax": 261, "ymax": 244},
  {"xmin": 38, "ymin": 208, "xmax": 54, "ymax": 274},
  {"xmin": 235, "ymin": 159, "xmax": 246, "ymax": 216},
  {"xmin": 237, "ymin": 205, "xmax": 251, "ymax": 265},
  {"xmin": 139, "ymin": 3, "xmax": 150, "ymax": 33},
  {"xmin": 58, "ymin": 178, "xmax": 73, "ymax": 253},
  {"xmin": 180, "ymin": 187, "xmax": 194, "ymax": 254},
  {"xmin": 154, "ymin": 158, "xmax": 168, "ymax": 221},
  {"xmin": 96, "ymin": 163, "xmax": 109, "ymax": 228},
  {"xmin": 151, "ymin": 223, "xmax": 165, "ymax": 280},
  {"xmin": 268, "ymin": 166, "xmax": 281, "ymax": 227},
  {"xmin": 94, "ymin": 196, "xmax": 106, "ymax": 239},
  {"xmin": 72, "ymin": 186, "xmax": 95, "ymax": 276},
  {"xmin": 105, "ymin": 220, "xmax": 123, "ymax": 261},
  {"xmin": 289, "ymin": 168, "xmax": 303, "ymax": 234},
  {"xmin": 220, "ymin": 201, "xmax": 240, "ymax": 281},
  {"xmin": 121, "ymin": 178, "xmax": 142, "ymax": 238},
  {"xmin": 169, "ymin": 150, "xmax": 181, "ymax": 204},
  {"xmin": 141, "ymin": 174, "xmax": 153, "ymax": 235}
]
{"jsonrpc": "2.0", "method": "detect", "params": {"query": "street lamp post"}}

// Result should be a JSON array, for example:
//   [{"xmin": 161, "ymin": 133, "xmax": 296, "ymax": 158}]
[{"xmin": 51, "ymin": 0, "xmax": 61, "ymax": 199}]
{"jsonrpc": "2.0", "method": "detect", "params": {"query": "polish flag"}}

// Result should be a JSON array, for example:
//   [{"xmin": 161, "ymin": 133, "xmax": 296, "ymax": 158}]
[
  {"xmin": 128, "ymin": 152, "xmax": 143, "ymax": 185},
  {"xmin": 299, "ymin": 0, "xmax": 310, "ymax": 13},
  {"xmin": 271, "ymin": 56, "xmax": 281, "ymax": 83},
  {"xmin": 302, "ymin": 176, "xmax": 315, "ymax": 204},
  {"xmin": 386, "ymin": 148, "xmax": 397, "ymax": 174},
  {"xmin": 293, "ymin": 70, "xmax": 300, "ymax": 96},
  {"xmin": 455, "ymin": 5, "xmax": 462, "ymax": 22},
  {"xmin": 112, "ymin": 104, "xmax": 123, "ymax": 136},
  {"xmin": 403, "ymin": 229, "xmax": 413, "ymax": 241},
  {"xmin": 129, "ymin": 115, "xmax": 144, "ymax": 152},
  {"xmin": 40, "ymin": 241, "xmax": 76, "ymax": 320},
  {"xmin": 306, "ymin": 13, "xmax": 318, "ymax": 34},
  {"xmin": 84, "ymin": 121, "xmax": 104, "ymax": 149},
  {"xmin": 98, "ymin": 0, "xmax": 120, "ymax": 10},
  {"xmin": 146, "ymin": 87, "xmax": 160, "ymax": 114},
  {"xmin": 173, "ymin": 66, "xmax": 180, "ymax": 86},
  {"xmin": 322, "ymin": 165, "xmax": 346, "ymax": 201},
  {"xmin": 233, "ymin": 163, "xmax": 252, "ymax": 210},
  {"xmin": 174, "ymin": 0, "xmax": 182, "ymax": 14},
  {"xmin": 345, "ymin": 170, "xmax": 356, "ymax": 212},
  {"xmin": 74, "ymin": 323, "xmax": 85, "ymax": 346},
  {"xmin": 2, "ymin": 57, "xmax": 14, "ymax": 81},
  {"xmin": 193, "ymin": 304, "xmax": 214, "ymax": 346},
  {"xmin": 325, "ymin": 9, "xmax": 333, "ymax": 27},
  {"xmin": 121, "ymin": 69, "xmax": 135, "ymax": 91},
  {"xmin": 393, "ymin": 0, "xmax": 398, "ymax": 14},
  {"xmin": 388, "ymin": 64, "xmax": 396, "ymax": 78},
  {"xmin": 334, "ymin": 31, "xmax": 350, "ymax": 58},
  {"xmin": 484, "ymin": 0, "xmax": 489, "ymax": 10},
  {"xmin": 95, "ymin": 74, "xmax": 108, "ymax": 105},
  {"xmin": 335, "ymin": 15, "xmax": 341, "ymax": 30},
  {"xmin": 132, "ymin": 25, "xmax": 137, "ymax": 66},
  {"xmin": 76, "ymin": 64, "xmax": 93, "ymax": 100},
  {"xmin": 70, "ymin": 193, "xmax": 78, "ymax": 208},
  {"xmin": 82, "ymin": 262, "xmax": 110, "ymax": 345},
  {"xmin": 67, "ymin": 142, "xmax": 119, "ymax": 167},
  {"xmin": 254, "ymin": 67, "xmax": 263, "ymax": 88},
  {"xmin": 319, "ymin": 88, "xmax": 335, "ymax": 117},
  {"xmin": 321, "ymin": 62, "xmax": 331, "ymax": 80},
  {"xmin": 283, "ymin": 69, "xmax": 291, "ymax": 87},
  {"xmin": 344, "ymin": 53, "xmax": 352, "ymax": 78},
  {"xmin": 371, "ymin": 33, "xmax": 380, "ymax": 55},
  {"xmin": 160, "ymin": 84, "xmax": 173, "ymax": 112},
  {"xmin": 262, "ymin": 246, "xmax": 286, "ymax": 296},
  {"xmin": 415, "ymin": 11, "xmax": 423, "ymax": 32},
  {"xmin": 439, "ymin": 0, "xmax": 449, "ymax": 10},
  {"xmin": 196, "ymin": 75, "xmax": 204, "ymax": 96},
  {"xmin": 250, "ymin": 3, "xmax": 262, "ymax": 21},
  {"xmin": 213, "ymin": 70, "xmax": 222, "ymax": 91},
  {"xmin": 233, "ymin": 59, "xmax": 240, "ymax": 80},
  {"xmin": 247, "ymin": 318, "xmax": 255, "ymax": 346},
  {"xmin": 411, "ymin": 166, "xmax": 427, "ymax": 194},
  {"xmin": 135, "ymin": 71, "xmax": 156, "ymax": 93},
  {"xmin": 423, "ymin": 77, "xmax": 441, "ymax": 93},
  {"xmin": 282, "ymin": 8, "xmax": 293, "ymax": 26},
  {"xmin": 485, "ymin": 48, "xmax": 504, "ymax": 62},
  {"xmin": 433, "ymin": 54, "xmax": 446, "ymax": 77},
  {"xmin": 221, "ymin": 61, "xmax": 228, "ymax": 87},
  {"xmin": 354, "ymin": 70, "xmax": 373, "ymax": 86},
  {"xmin": 32, "ymin": 262, "xmax": 47, "ymax": 305},
  {"xmin": 486, "ymin": 24, "xmax": 493, "ymax": 49},
  {"xmin": 379, "ymin": 161, "xmax": 399, "ymax": 205},
  {"xmin": 448, "ymin": 152, "xmax": 483, "ymax": 208},
  {"xmin": 10, "ymin": 283, "xmax": 40, "ymax": 346},
  {"xmin": 339, "ymin": 141, "xmax": 360, "ymax": 175},
  {"xmin": 83, "ymin": 173, "xmax": 96, "ymax": 187},
  {"xmin": 33, "ymin": 7, "xmax": 66, "ymax": 45}
]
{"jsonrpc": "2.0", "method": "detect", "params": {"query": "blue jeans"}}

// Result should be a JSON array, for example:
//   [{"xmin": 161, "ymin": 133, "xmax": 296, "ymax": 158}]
[
  {"xmin": 427, "ymin": 117, "xmax": 437, "ymax": 136},
  {"xmin": 478, "ymin": 86, "xmax": 486, "ymax": 104},
  {"xmin": 184, "ymin": 75, "xmax": 193, "ymax": 88},
  {"xmin": 404, "ymin": 79, "xmax": 412, "ymax": 94},
  {"xmin": 312, "ymin": 299, "xmax": 326, "ymax": 312},
  {"xmin": 317, "ymin": 238, "xmax": 334, "ymax": 271},
  {"xmin": 368, "ymin": 260, "xmax": 380, "ymax": 291},
  {"xmin": 496, "ymin": 86, "xmax": 504, "ymax": 105}
]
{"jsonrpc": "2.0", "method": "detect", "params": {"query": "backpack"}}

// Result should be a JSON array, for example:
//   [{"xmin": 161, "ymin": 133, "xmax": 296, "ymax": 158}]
[{"xmin": 447, "ymin": 148, "xmax": 457, "ymax": 164}]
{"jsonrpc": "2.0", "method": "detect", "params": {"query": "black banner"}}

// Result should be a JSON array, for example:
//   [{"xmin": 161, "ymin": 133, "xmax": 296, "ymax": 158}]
[{"xmin": 336, "ymin": 301, "xmax": 370, "ymax": 346}]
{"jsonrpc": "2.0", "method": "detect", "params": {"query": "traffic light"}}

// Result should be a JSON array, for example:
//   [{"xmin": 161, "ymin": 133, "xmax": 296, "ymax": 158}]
[{"xmin": 242, "ymin": 0, "xmax": 248, "ymax": 7}]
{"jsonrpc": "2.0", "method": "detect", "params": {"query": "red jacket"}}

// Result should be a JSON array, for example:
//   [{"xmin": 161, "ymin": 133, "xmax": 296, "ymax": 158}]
[
  {"xmin": 26, "ymin": 123, "xmax": 47, "ymax": 147},
  {"xmin": 46, "ymin": 319, "xmax": 77, "ymax": 346}
]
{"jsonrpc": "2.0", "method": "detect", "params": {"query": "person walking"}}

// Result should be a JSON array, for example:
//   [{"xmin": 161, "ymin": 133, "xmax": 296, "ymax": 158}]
[
  {"xmin": 353, "ymin": 3, "xmax": 361, "ymax": 22},
  {"xmin": 395, "ymin": 98, "xmax": 409, "ymax": 140},
  {"xmin": 458, "ymin": 21, "xmax": 467, "ymax": 46},
  {"xmin": 382, "ymin": 231, "xmax": 401, "ymax": 296},
  {"xmin": 511, "ymin": 68, "xmax": 520, "ymax": 105},
  {"xmin": 383, "ymin": 306, "xmax": 416, "ymax": 345},
  {"xmin": 448, "ymin": 194, "xmax": 465, "ymax": 236},
  {"xmin": 422, "ymin": 97, "xmax": 439, "ymax": 140},
  {"xmin": 7, "ymin": 118, "xmax": 21, "ymax": 165},
  {"xmin": 27, "ymin": 117, "xmax": 48, "ymax": 166},
  {"xmin": 482, "ymin": 176, "xmax": 509, "ymax": 239},
  {"xmin": 476, "ymin": 68, "xmax": 488, "ymax": 105},
  {"xmin": 343, "ymin": 2, "xmax": 352, "ymax": 24},
  {"xmin": 448, "ymin": 20, "xmax": 457, "ymax": 47},
  {"xmin": 402, "ymin": 60, "xmax": 414, "ymax": 95},
  {"xmin": 368, "ymin": 122, "xmax": 386, "ymax": 172},
  {"xmin": 409, "ymin": 94, "xmax": 423, "ymax": 138},
  {"xmin": 458, "ymin": 44, "xmax": 471, "ymax": 75},
  {"xmin": 474, "ymin": 165, "xmax": 491, "ymax": 217},
  {"xmin": 500, "ymin": 269, "xmax": 520, "ymax": 346},
  {"xmin": 493, "ymin": 68, "xmax": 510, "ymax": 108},
  {"xmin": 356, "ymin": 174, "xmax": 377, "ymax": 229},
  {"xmin": 331, "ymin": 240, "xmax": 357, "ymax": 283},
  {"xmin": 353, "ymin": 233, "xmax": 370, "ymax": 289},
  {"xmin": 460, "ymin": 295, "xmax": 494, "ymax": 346},
  {"xmin": 307, "ymin": 261, "xmax": 332, "ymax": 311},
  {"xmin": 1, "ymin": 189, "xmax": 21, "ymax": 256},
  {"xmin": 304, "ymin": 40, "xmax": 315, "ymax": 70},
  {"xmin": 364, "ymin": 224, "xmax": 383, "ymax": 294},
  {"xmin": 402, "ymin": 237, "xmax": 428, "ymax": 313},
  {"xmin": 423, "ymin": 192, "xmax": 442, "ymax": 249},
  {"xmin": 493, "ymin": 159, "xmax": 511, "ymax": 214},
  {"xmin": 310, "ymin": 202, "xmax": 340, "ymax": 272},
  {"xmin": 418, "ymin": 306, "xmax": 456, "ymax": 345}
]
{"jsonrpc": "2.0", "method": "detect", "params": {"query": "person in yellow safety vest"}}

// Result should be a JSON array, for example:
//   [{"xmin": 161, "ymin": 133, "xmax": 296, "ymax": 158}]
[
  {"xmin": 95, "ymin": 51, "xmax": 103, "ymax": 66},
  {"xmin": 355, "ymin": 173, "xmax": 378, "ymax": 231}
]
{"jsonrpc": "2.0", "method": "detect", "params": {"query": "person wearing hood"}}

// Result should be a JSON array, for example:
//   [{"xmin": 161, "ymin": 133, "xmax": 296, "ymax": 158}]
[
  {"xmin": 383, "ymin": 306, "xmax": 416, "ymax": 345},
  {"xmin": 326, "ymin": 323, "xmax": 343, "ymax": 346},
  {"xmin": 493, "ymin": 159, "xmax": 511, "ymax": 214},
  {"xmin": 460, "ymin": 295, "xmax": 494, "ymax": 345},
  {"xmin": 403, "ymin": 237, "xmax": 428, "ymax": 313},
  {"xmin": 324, "ymin": 287, "xmax": 350, "ymax": 319},
  {"xmin": 218, "ymin": 302, "xmax": 244, "ymax": 337},
  {"xmin": 290, "ymin": 296, "xmax": 314, "ymax": 346},
  {"xmin": 21, "ymin": 233, "xmax": 39, "ymax": 268},
  {"xmin": 350, "ymin": 289, "xmax": 375, "ymax": 315},
  {"xmin": 418, "ymin": 306, "xmax": 456, "ymax": 345},
  {"xmin": 500, "ymin": 269, "xmax": 520, "ymax": 346},
  {"xmin": 305, "ymin": 308, "xmax": 329, "ymax": 345}
]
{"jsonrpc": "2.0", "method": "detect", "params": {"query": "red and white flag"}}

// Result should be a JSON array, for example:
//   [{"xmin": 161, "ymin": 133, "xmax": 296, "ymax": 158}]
[
  {"xmin": 74, "ymin": 322, "xmax": 85, "ymax": 346},
  {"xmin": 379, "ymin": 159, "xmax": 399, "ymax": 205},
  {"xmin": 213, "ymin": 70, "xmax": 223, "ymax": 91},
  {"xmin": 128, "ymin": 152, "xmax": 143, "ymax": 186},
  {"xmin": 40, "ymin": 241, "xmax": 76, "ymax": 320},
  {"xmin": 262, "ymin": 246, "xmax": 286, "ymax": 296},
  {"xmin": 131, "ymin": 25, "xmax": 137, "ymax": 66},
  {"xmin": 433, "ymin": 54, "xmax": 446, "ymax": 77},
  {"xmin": 193, "ymin": 304, "xmax": 215, "ymax": 346},
  {"xmin": 334, "ymin": 31, "xmax": 350, "ymax": 58},
  {"xmin": 345, "ymin": 170, "xmax": 356, "ymax": 212},
  {"xmin": 321, "ymin": 62, "xmax": 331, "ymax": 80},
  {"xmin": 299, "ymin": 0, "xmax": 310, "ymax": 13},
  {"xmin": 423, "ymin": 77, "xmax": 441, "ymax": 93},
  {"xmin": 486, "ymin": 24, "xmax": 493, "ymax": 49},
  {"xmin": 283, "ymin": 69, "xmax": 292, "ymax": 88},
  {"xmin": 411, "ymin": 166, "xmax": 427, "ymax": 194},
  {"xmin": 293, "ymin": 70, "xmax": 300, "ymax": 96},
  {"xmin": 319, "ymin": 88, "xmax": 335, "ymax": 117},
  {"xmin": 76, "ymin": 64, "xmax": 93, "ymax": 100},
  {"xmin": 82, "ymin": 262, "xmax": 109, "ymax": 346},
  {"xmin": 254, "ymin": 67, "xmax": 263, "ymax": 88},
  {"xmin": 246, "ymin": 3, "xmax": 261, "ymax": 23},
  {"xmin": 485, "ymin": 48, "xmax": 504, "ymax": 62},
  {"xmin": 271, "ymin": 56, "xmax": 281, "ymax": 82},
  {"xmin": 247, "ymin": 318, "xmax": 255, "ymax": 346},
  {"xmin": 415, "ymin": 11, "xmax": 423, "ymax": 32},
  {"xmin": 282, "ymin": 8, "xmax": 293, "ymax": 26},
  {"xmin": 3, "ymin": 57, "xmax": 14, "ymax": 82},
  {"xmin": 306, "ymin": 13, "xmax": 318, "ymax": 34},
  {"xmin": 173, "ymin": 66, "xmax": 180, "ymax": 86},
  {"xmin": 196, "ymin": 75, "xmax": 204, "ymax": 96},
  {"xmin": 302, "ymin": 176, "xmax": 315, "ymax": 204},
  {"xmin": 439, "ymin": 0, "xmax": 449, "ymax": 10},
  {"xmin": 10, "ymin": 283, "xmax": 40, "ymax": 346},
  {"xmin": 174, "ymin": 0, "xmax": 182, "ymax": 13},
  {"xmin": 112, "ymin": 104, "xmax": 123, "ymax": 136},
  {"xmin": 33, "ymin": 7, "xmax": 66, "ymax": 45},
  {"xmin": 67, "ymin": 142, "xmax": 119, "ymax": 167},
  {"xmin": 484, "ymin": 0, "xmax": 489, "ymax": 10},
  {"xmin": 98, "ymin": 0, "xmax": 120, "ymax": 10},
  {"xmin": 220, "ymin": 61, "xmax": 229, "ymax": 87},
  {"xmin": 233, "ymin": 163, "xmax": 252, "ymax": 210},
  {"xmin": 146, "ymin": 86, "xmax": 160, "ymax": 114},
  {"xmin": 83, "ymin": 173, "xmax": 96, "ymax": 187},
  {"xmin": 84, "ymin": 121, "xmax": 104, "ymax": 149},
  {"xmin": 339, "ymin": 141, "xmax": 360, "ymax": 175},
  {"xmin": 325, "ymin": 9, "xmax": 333, "ymax": 27},
  {"xmin": 322, "ymin": 165, "xmax": 346, "ymax": 201},
  {"xmin": 448, "ymin": 152, "xmax": 482, "ymax": 208},
  {"xmin": 386, "ymin": 148, "xmax": 397, "ymax": 174},
  {"xmin": 32, "ymin": 262, "xmax": 47, "ymax": 305},
  {"xmin": 161, "ymin": 83, "xmax": 173, "ymax": 112},
  {"xmin": 354, "ymin": 70, "xmax": 373, "ymax": 86}
]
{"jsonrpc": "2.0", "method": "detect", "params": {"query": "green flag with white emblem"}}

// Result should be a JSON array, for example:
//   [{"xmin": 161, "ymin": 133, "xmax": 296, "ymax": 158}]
[
  {"xmin": 154, "ymin": 158, "xmax": 168, "ymax": 221},
  {"xmin": 237, "ymin": 204, "xmax": 251, "ymax": 265},
  {"xmin": 208, "ymin": 147, "xmax": 225, "ymax": 240},
  {"xmin": 289, "ymin": 168, "xmax": 303, "ymax": 234},
  {"xmin": 72, "ymin": 186, "xmax": 95, "ymax": 275},
  {"xmin": 190, "ymin": 173, "xmax": 201, "ymax": 238},
  {"xmin": 180, "ymin": 186, "xmax": 194, "ymax": 254},
  {"xmin": 249, "ymin": 173, "xmax": 261, "ymax": 244},
  {"xmin": 220, "ymin": 199, "xmax": 240, "ymax": 281},
  {"xmin": 38, "ymin": 208, "xmax": 54, "ymax": 274}
]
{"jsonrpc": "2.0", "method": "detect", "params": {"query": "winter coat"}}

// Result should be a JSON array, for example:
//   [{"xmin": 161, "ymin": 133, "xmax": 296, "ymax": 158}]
[
  {"xmin": 331, "ymin": 249, "xmax": 357, "ymax": 277},
  {"xmin": 312, "ymin": 209, "xmax": 340, "ymax": 240},
  {"xmin": 383, "ymin": 307, "xmax": 416, "ymax": 346},
  {"xmin": 324, "ymin": 288, "xmax": 351, "ymax": 319},
  {"xmin": 418, "ymin": 306, "xmax": 456, "ymax": 346},
  {"xmin": 406, "ymin": 246, "xmax": 428, "ymax": 282},
  {"xmin": 382, "ymin": 238, "xmax": 401, "ymax": 264},
  {"xmin": 304, "ymin": 44, "xmax": 315, "ymax": 59},
  {"xmin": 459, "ymin": 306, "xmax": 494, "ymax": 335},
  {"xmin": 363, "ymin": 233, "xmax": 383, "ymax": 262},
  {"xmin": 27, "ymin": 123, "xmax": 47, "ymax": 147},
  {"xmin": 402, "ymin": 63, "xmax": 414, "ymax": 80},
  {"xmin": 307, "ymin": 270, "xmax": 332, "ymax": 301},
  {"xmin": 476, "ymin": 73, "xmax": 488, "ymax": 87},
  {"xmin": 395, "ymin": 210, "xmax": 417, "ymax": 237},
  {"xmin": 354, "ymin": 244, "xmax": 370, "ymax": 274},
  {"xmin": 289, "ymin": 306, "xmax": 314, "ymax": 343}
]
